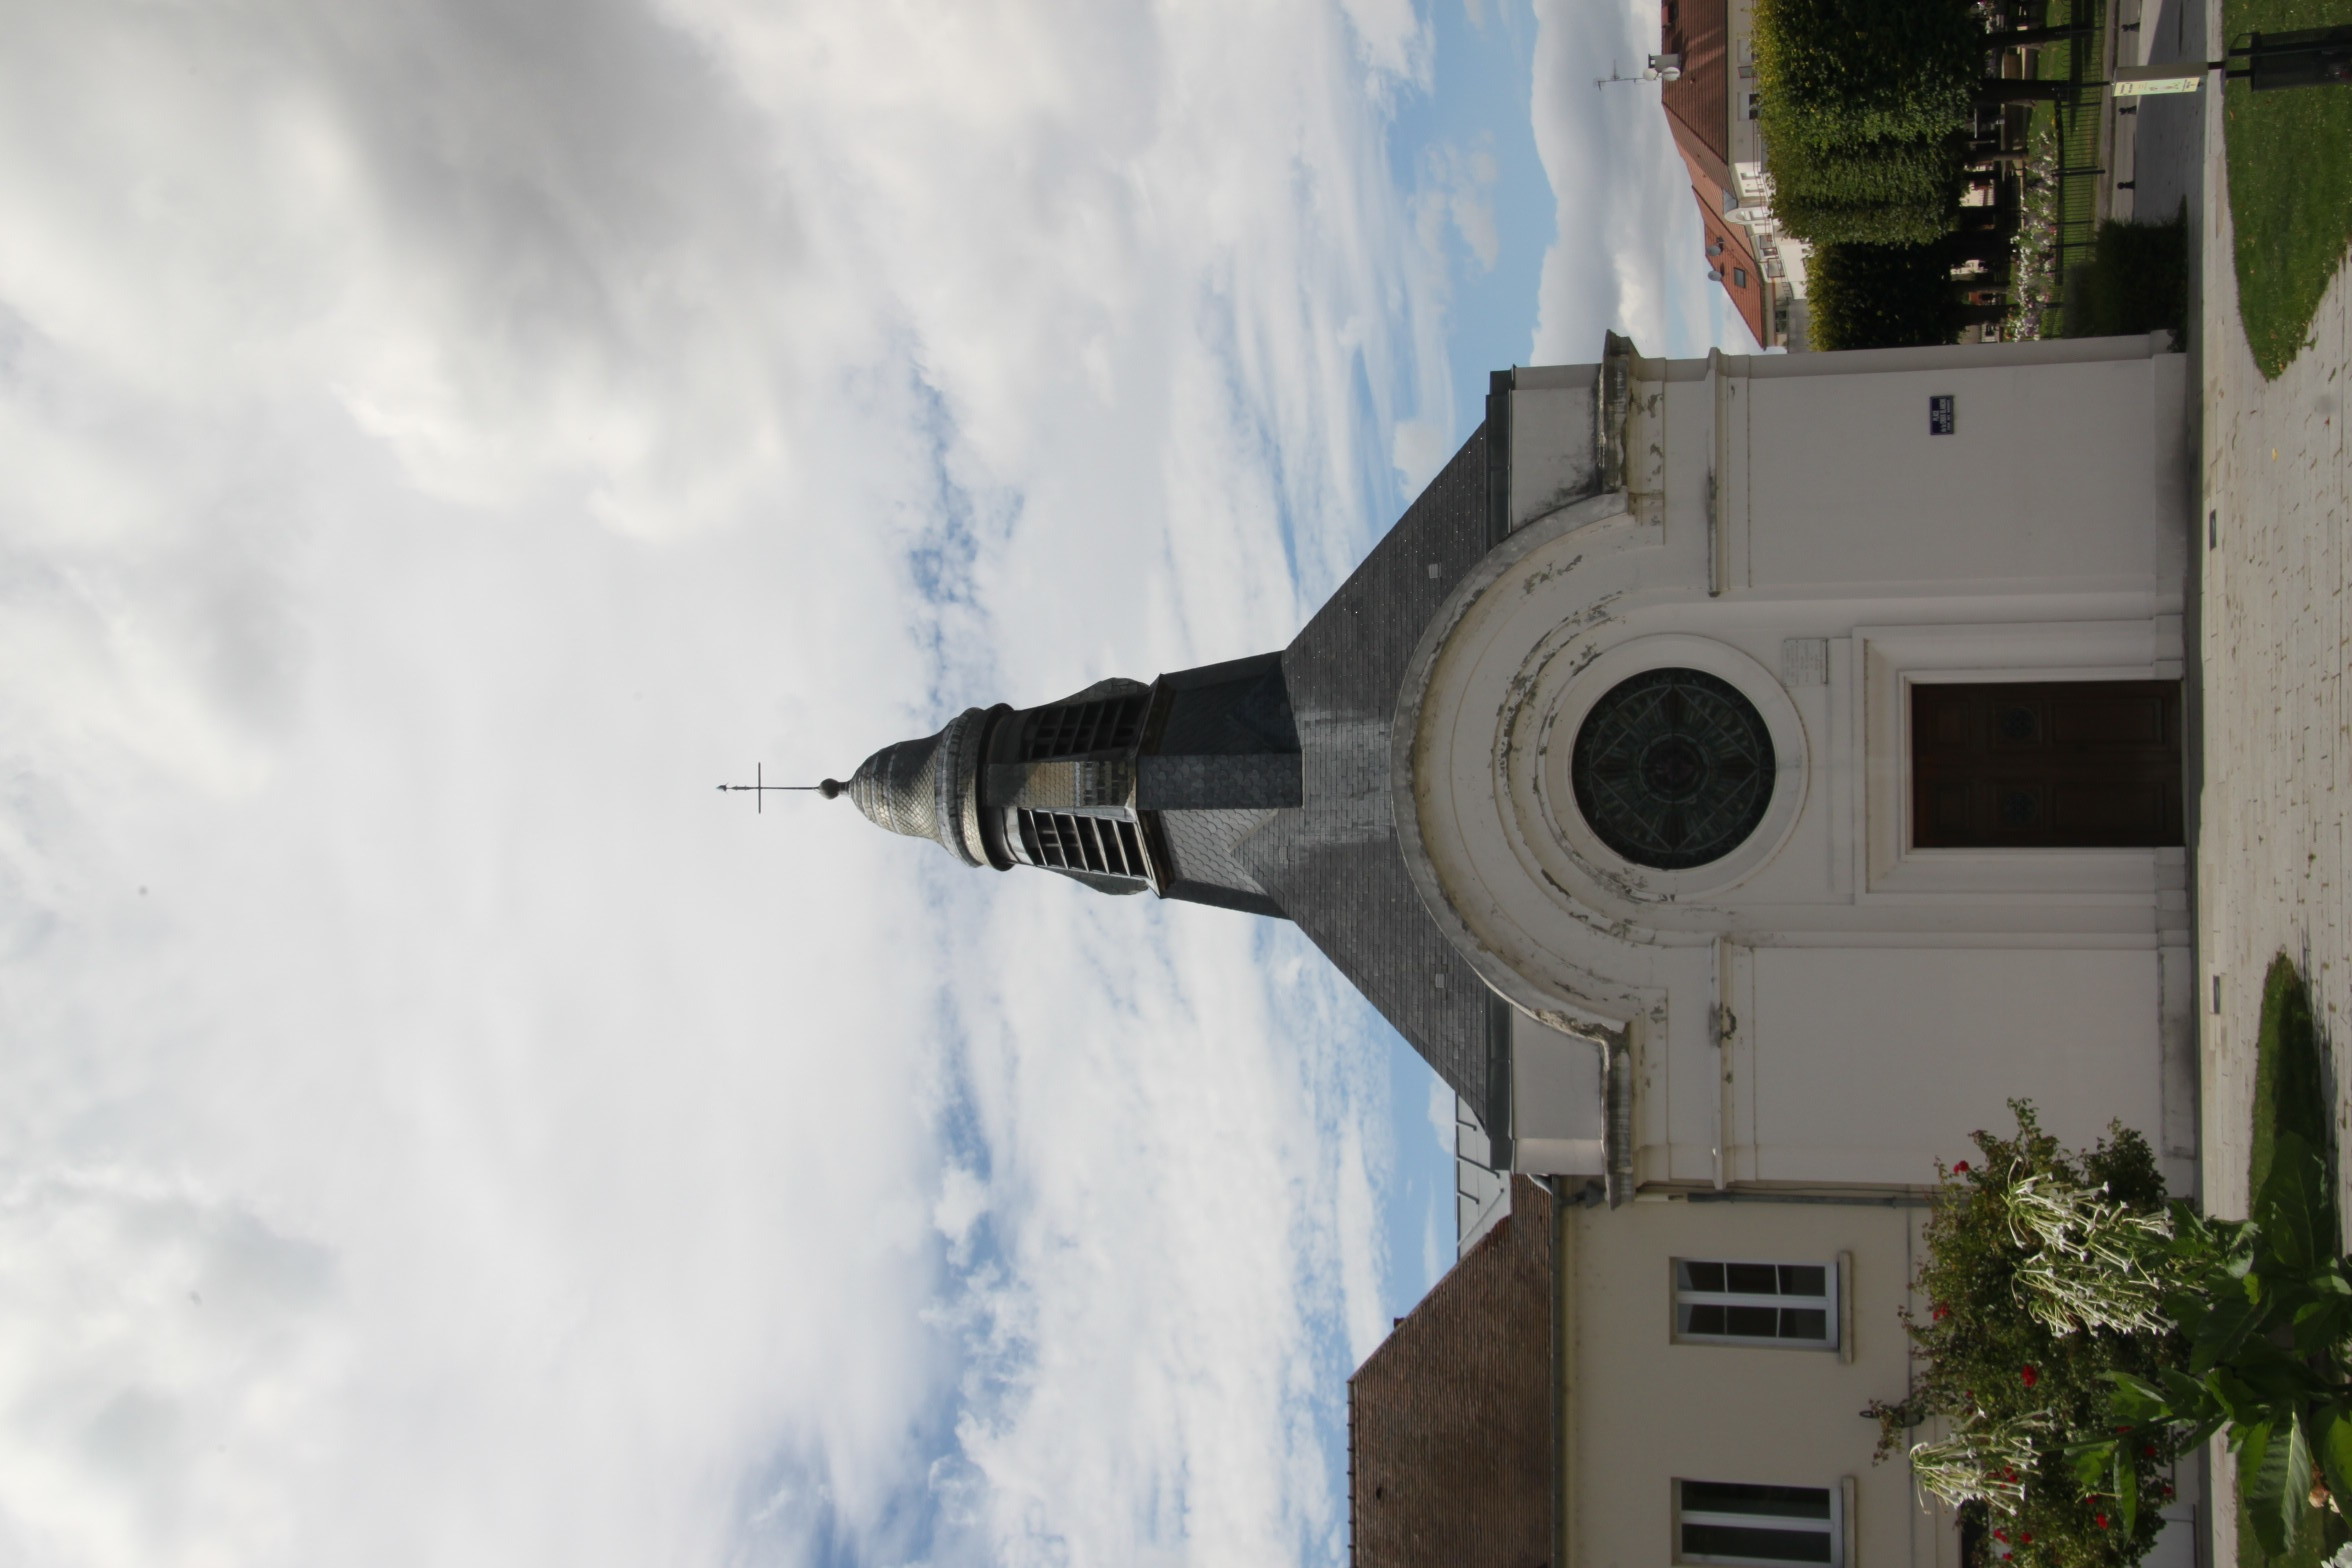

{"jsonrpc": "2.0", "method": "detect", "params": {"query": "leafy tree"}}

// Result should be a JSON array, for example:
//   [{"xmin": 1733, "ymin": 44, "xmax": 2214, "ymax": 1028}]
[{"xmin": 1807, "ymin": 242, "xmax": 1958, "ymax": 348}]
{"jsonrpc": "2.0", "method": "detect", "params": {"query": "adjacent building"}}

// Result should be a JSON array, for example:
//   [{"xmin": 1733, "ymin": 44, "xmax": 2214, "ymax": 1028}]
[{"xmin": 1661, "ymin": 0, "xmax": 1810, "ymax": 348}]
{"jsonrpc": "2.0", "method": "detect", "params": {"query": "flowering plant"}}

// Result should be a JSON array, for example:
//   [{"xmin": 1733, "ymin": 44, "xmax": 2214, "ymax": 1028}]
[
  {"xmin": 1865, "ymin": 1103, "xmax": 2183, "ymax": 1568},
  {"xmin": 1872, "ymin": 1102, "xmax": 2352, "ymax": 1568}
]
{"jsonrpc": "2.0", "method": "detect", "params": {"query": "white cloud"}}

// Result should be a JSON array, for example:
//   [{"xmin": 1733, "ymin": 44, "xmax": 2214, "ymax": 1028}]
[
  {"xmin": 1423, "ymin": 136, "xmax": 1503, "ymax": 273},
  {"xmin": 0, "ymin": 1, "xmax": 1453, "ymax": 1565},
  {"xmin": 1337, "ymin": 0, "xmax": 1432, "ymax": 83}
]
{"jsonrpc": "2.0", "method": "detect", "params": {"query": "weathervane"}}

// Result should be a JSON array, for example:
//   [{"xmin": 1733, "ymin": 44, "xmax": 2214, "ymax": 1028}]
[{"xmin": 717, "ymin": 762, "xmax": 843, "ymax": 812}]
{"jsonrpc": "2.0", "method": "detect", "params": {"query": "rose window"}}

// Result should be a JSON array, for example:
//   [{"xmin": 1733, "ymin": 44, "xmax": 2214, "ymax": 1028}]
[{"xmin": 1569, "ymin": 668, "xmax": 1775, "ymax": 870}]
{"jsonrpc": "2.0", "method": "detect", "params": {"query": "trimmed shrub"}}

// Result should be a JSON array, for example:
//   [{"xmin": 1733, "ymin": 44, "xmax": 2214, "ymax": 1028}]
[
  {"xmin": 1773, "ymin": 139, "xmax": 1963, "ymax": 206},
  {"xmin": 1769, "ymin": 138, "xmax": 1965, "ymax": 246},
  {"xmin": 2061, "ymin": 212, "xmax": 2188, "ymax": 339},
  {"xmin": 1754, "ymin": 0, "xmax": 1980, "ymax": 246},
  {"xmin": 1753, "ymin": 0, "xmax": 1984, "ymax": 151},
  {"xmin": 1775, "ymin": 194, "xmax": 1957, "ymax": 247},
  {"xmin": 1807, "ymin": 242, "xmax": 1958, "ymax": 348}
]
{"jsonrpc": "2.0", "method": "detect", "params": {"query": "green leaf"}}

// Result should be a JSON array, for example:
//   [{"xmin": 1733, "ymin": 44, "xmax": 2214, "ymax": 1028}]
[
  {"xmin": 2294, "ymin": 1295, "xmax": 2352, "ymax": 1359},
  {"xmin": 2233, "ymin": 1340, "xmax": 2326, "ymax": 1401},
  {"xmin": 2316, "ymin": 1402, "xmax": 2352, "ymax": 1510},
  {"xmin": 2195, "ymin": 1288, "xmax": 2264, "ymax": 1374},
  {"xmin": 2073, "ymin": 1440, "xmax": 2117, "ymax": 1493},
  {"xmin": 2241, "ymin": 1419, "xmax": 2288, "ymax": 1557},
  {"xmin": 2106, "ymin": 1371, "xmax": 2170, "ymax": 1421},
  {"xmin": 2257, "ymin": 1131, "xmax": 2327, "ymax": 1276},
  {"xmin": 2283, "ymin": 1408, "xmax": 2316, "ymax": 1551},
  {"xmin": 2160, "ymin": 1367, "xmax": 2226, "ymax": 1423},
  {"xmin": 2115, "ymin": 1441, "xmax": 2141, "ymax": 1537}
]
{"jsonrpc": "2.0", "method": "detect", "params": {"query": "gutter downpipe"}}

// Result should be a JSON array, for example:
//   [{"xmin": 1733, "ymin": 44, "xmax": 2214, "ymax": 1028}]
[{"xmin": 1603, "ymin": 1029, "xmax": 1635, "ymax": 1208}]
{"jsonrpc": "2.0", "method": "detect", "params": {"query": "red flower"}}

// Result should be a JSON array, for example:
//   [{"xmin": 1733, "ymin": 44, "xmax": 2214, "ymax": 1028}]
[
  {"xmin": 2021, "ymin": 1535, "xmax": 2035, "ymax": 1545},
  {"xmin": 2095, "ymin": 1514, "xmax": 2110, "ymax": 1530},
  {"xmin": 1993, "ymin": 1531, "xmax": 2009, "ymax": 1544},
  {"xmin": 1954, "ymin": 1160, "xmax": 1972, "ymax": 1173},
  {"xmin": 1933, "ymin": 1303, "xmax": 1952, "ymax": 1321},
  {"xmin": 2020, "ymin": 1365, "xmax": 2039, "ymax": 1387},
  {"xmin": 2002, "ymin": 1554, "xmax": 2013, "ymax": 1562},
  {"xmin": 2144, "ymin": 1443, "xmax": 2158, "ymax": 1458},
  {"xmin": 2005, "ymin": 1469, "xmax": 2019, "ymax": 1482}
]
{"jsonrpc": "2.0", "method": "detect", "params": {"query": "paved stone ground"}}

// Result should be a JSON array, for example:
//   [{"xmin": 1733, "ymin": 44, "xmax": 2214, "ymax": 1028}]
[
  {"xmin": 2193, "ymin": 31, "xmax": 2352, "ymax": 1228},
  {"xmin": 2188, "ymin": 2, "xmax": 2352, "ymax": 1560}
]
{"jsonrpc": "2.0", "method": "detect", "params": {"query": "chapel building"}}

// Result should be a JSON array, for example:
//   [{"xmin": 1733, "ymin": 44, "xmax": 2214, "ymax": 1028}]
[{"xmin": 828, "ymin": 331, "xmax": 2201, "ymax": 1568}]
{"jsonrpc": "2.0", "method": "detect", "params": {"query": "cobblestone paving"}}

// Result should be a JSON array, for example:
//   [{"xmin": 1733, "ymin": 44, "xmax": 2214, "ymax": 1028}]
[
  {"xmin": 2195, "ymin": 75, "xmax": 2352, "ymax": 1231},
  {"xmin": 2194, "ymin": 20, "xmax": 2352, "ymax": 1564}
]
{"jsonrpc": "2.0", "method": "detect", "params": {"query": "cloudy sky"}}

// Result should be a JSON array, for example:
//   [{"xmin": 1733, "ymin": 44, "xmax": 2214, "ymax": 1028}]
[{"xmin": 0, "ymin": 2, "xmax": 1743, "ymax": 1563}]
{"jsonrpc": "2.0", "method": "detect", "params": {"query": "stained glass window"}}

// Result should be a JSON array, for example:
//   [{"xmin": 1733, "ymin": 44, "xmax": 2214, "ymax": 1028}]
[{"xmin": 1570, "ymin": 668, "xmax": 1775, "ymax": 870}]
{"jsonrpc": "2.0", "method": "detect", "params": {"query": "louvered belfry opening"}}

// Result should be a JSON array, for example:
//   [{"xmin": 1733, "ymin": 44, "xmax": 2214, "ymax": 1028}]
[
  {"xmin": 1017, "ymin": 809, "xmax": 1148, "ymax": 879},
  {"xmin": 1023, "ymin": 696, "xmax": 1146, "ymax": 760}
]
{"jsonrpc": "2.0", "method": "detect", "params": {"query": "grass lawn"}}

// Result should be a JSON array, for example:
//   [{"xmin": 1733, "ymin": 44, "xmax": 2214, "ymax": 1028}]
[
  {"xmin": 2221, "ymin": 0, "xmax": 2352, "ymax": 377},
  {"xmin": 2237, "ymin": 957, "xmax": 2343, "ymax": 1568}
]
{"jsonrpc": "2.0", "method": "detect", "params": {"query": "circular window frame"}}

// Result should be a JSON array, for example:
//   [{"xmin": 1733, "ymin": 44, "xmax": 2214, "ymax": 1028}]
[
  {"xmin": 1532, "ymin": 635, "xmax": 1809, "ymax": 899},
  {"xmin": 1569, "ymin": 667, "xmax": 1778, "ymax": 871}
]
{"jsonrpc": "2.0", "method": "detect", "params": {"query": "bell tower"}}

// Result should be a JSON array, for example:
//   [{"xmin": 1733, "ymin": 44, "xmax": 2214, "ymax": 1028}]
[{"xmin": 832, "ymin": 653, "xmax": 1305, "ymax": 911}]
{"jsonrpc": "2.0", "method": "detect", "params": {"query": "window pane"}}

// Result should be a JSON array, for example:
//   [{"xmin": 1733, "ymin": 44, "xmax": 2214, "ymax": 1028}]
[
  {"xmin": 1686, "ymin": 1304, "xmax": 1729, "ymax": 1335},
  {"xmin": 1724, "ymin": 1305, "xmax": 1779, "ymax": 1338},
  {"xmin": 1683, "ymin": 1261, "xmax": 1726, "ymax": 1292},
  {"xmin": 1683, "ymin": 1524, "xmax": 1833, "ymax": 1564},
  {"xmin": 1780, "ymin": 1308, "xmax": 1829, "ymax": 1342},
  {"xmin": 1684, "ymin": 1483, "xmax": 1832, "ymax": 1520},
  {"xmin": 1780, "ymin": 1265, "xmax": 1827, "ymax": 1298},
  {"xmin": 1725, "ymin": 1263, "xmax": 1780, "ymax": 1295}
]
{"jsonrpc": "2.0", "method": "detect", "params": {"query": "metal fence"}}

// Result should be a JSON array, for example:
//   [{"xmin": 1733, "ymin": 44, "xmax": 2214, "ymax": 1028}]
[{"xmin": 2046, "ymin": 0, "xmax": 2110, "ymax": 317}]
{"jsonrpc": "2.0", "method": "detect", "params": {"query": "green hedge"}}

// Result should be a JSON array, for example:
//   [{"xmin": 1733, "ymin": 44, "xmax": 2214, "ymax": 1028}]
[
  {"xmin": 1753, "ymin": 0, "xmax": 1984, "ymax": 148},
  {"xmin": 1754, "ymin": 0, "xmax": 1981, "ymax": 245},
  {"xmin": 1763, "ymin": 123, "xmax": 1964, "ymax": 246},
  {"xmin": 1773, "ymin": 187, "xmax": 1958, "ymax": 246},
  {"xmin": 2061, "ymin": 213, "xmax": 2188, "ymax": 340},
  {"xmin": 1807, "ymin": 241, "xmax": 1958, "ymax": 348}
]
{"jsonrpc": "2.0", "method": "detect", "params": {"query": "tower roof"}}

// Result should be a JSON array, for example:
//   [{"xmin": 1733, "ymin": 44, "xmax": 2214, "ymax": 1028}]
[{"xmin": 841, "ymin": 706, "xmax": 995, "ymax": 867}]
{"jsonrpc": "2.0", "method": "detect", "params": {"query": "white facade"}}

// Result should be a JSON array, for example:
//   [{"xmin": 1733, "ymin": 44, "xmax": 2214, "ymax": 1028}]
[{"xmin": 1401, "ymin": 336, "xmax": 2197, "ymax": 1200}]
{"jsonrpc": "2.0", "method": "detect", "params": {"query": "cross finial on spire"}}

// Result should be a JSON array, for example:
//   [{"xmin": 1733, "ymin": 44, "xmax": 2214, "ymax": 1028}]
[{"xmin": 717, "ymin": 763, "xmax": 844, "ymax": 811}]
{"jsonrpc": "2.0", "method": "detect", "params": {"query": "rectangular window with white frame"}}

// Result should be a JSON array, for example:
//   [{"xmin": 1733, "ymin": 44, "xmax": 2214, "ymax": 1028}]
[
  {"xmin": 1674, "ymin": 1260, "xmax": 1838, "ymax": 1349},
  {"xmin": 1677, "ymin": 1479, "xmax": 1842, "ymax": 1566}
]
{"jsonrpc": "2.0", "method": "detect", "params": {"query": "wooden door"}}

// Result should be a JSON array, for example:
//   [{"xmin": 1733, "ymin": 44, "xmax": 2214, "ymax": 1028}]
[{"xmin": 1911, "ymin": 680, "xmax": 2183, "ymax": 848}]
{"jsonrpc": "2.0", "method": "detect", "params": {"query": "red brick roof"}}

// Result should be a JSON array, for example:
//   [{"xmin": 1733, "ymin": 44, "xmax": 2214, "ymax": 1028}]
[
  {"xmin": 1661, "ymin": 0, "xmax": 1729, "ymax": 176},
  {"xmin": 1348, "ymin": 1176, "xmax": 1555, "ymax": 1568},
  {"xmin": 1659, "ymin": 0, "xmax": 1767, "ymax": 344},
  {"xmin": 1684, "ymin": 162, "xmax": 1769, "ymax": 346}
]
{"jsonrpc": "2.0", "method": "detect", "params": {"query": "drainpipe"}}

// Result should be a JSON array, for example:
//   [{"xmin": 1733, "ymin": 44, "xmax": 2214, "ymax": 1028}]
[{"xmin": 1603, "ymin": 1029, "xmax": 1635, "ymax": 1208}]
